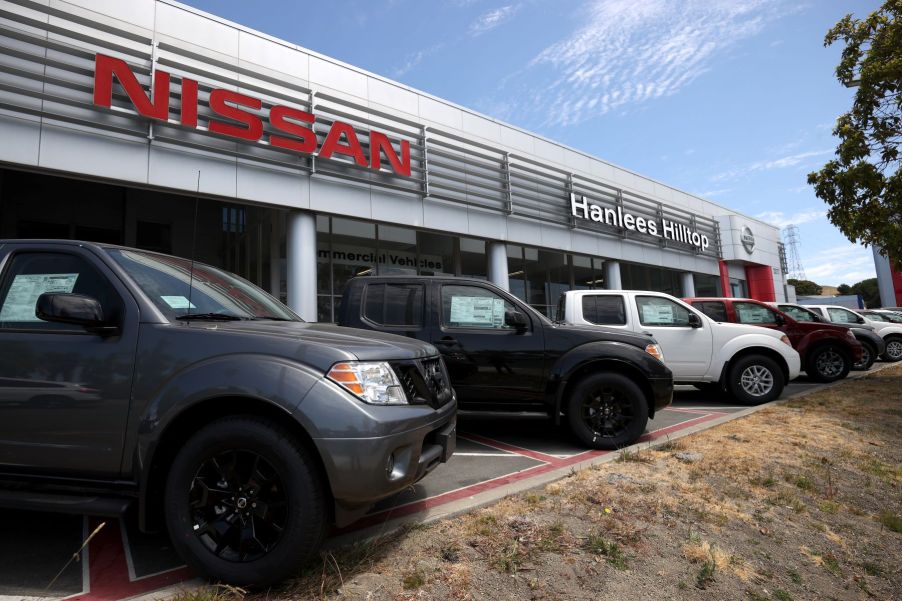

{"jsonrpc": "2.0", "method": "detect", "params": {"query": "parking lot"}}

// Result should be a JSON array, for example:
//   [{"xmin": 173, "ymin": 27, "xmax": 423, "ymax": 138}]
[{"xmin": 0, "ymin": 375, "xmax": 837, "ymax": 600}]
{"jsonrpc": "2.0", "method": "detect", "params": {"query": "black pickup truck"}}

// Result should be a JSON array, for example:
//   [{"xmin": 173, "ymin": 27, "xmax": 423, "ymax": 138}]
[
  {"xmin": 0, "ymin": 240, "xmax": 456, "ymax": 586},
  {"xmin": 338, "ymin": 276, "xmax": 673, "ymax": 449}
]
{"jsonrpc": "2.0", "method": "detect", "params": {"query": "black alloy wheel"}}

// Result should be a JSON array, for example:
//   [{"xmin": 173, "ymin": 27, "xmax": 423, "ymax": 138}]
[
  {"xmin": 189, "ymin": 449, "xmax": 287, "ymax": 562},
  {"xmin": 165, "ymin": 416, "xmax": 326, "ymax": 587},
  {"xmin": 806, "ymin": 345, "xmax": 850, "ymax": 383},
  {"xmin": 852, "ymin": 342, "xmax": 876, "ymax": 371},
  {"xmin": 567, "ymin": 372, "xmax": 648, "ymax": 450}
]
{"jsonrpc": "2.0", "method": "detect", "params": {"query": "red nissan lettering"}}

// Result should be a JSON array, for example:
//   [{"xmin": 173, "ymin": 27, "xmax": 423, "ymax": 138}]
[
  {"xmin": 208, "ymin": 89, "xmax": 263, "ymax": 141},
  {"xmin": 93, "ymin": 54, "xmax": 170, "ymax": 121},
  {"xmin": 269, "ymin": 106, "xmax": 317, "ymax": 153}
]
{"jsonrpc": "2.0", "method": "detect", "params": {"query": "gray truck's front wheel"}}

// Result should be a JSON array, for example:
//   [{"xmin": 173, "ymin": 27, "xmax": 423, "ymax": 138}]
[
  {"xmin": 567, "ymin": 372, "xmax": 649, "ymax": 450},
  {"xmin": 164, "ymin": 416, "xmax": 326, "ymax": 587}
]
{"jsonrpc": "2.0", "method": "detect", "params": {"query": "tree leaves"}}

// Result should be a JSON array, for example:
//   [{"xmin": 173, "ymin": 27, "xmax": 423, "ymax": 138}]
[{"xmin": 808, "ymin": 1, "xmax": 902, "ymax": 268}]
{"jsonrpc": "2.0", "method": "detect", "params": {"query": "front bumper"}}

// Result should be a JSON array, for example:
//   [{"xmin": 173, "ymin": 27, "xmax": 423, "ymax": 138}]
[
  {"xmin": 649, "ymin": 375, "xmax": 673, "ymax": 415},
  {"xmin": 311, "ymin": 396, "xmax": 457, "ymax": 526}
]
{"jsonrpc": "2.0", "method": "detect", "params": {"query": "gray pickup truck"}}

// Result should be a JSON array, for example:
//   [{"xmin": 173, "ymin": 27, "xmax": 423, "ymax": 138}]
[{"xmin": 0, "ymin": 240, "xmax": 456, "ymax": 586}]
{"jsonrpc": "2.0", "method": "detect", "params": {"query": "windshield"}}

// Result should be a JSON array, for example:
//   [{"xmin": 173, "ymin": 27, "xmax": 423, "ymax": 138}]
[
  {"xmin": 107, "ymin": 249, "xmax": 298, "ymax": 322},
  {"xmin": 779, "ymin": 304, "xmax": 819, "ymax": 322}
]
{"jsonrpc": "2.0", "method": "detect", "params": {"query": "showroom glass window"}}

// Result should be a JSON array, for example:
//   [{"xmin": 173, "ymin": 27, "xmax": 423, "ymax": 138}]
[
  {"xmin": 693, "ymin": 274, "xmax": 721, "ymax": 297},
  {"xmin": 0, "ymin": 253, "xmax": 123, "ymax": 331},
  {"xmin": 621, "ymin": 263, "xmax": 683, "ymax": 296}
]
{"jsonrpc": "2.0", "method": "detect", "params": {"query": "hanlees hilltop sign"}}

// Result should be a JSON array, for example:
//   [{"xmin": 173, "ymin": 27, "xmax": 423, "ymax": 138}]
[{"xmin": 570, "ymin": 193, "xmax": 711, "ymax": 252}]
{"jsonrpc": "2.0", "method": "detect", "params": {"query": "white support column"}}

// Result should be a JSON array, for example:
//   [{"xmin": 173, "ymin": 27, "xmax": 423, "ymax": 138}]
[
  {"xmin": 286, "ymin": 211, "xmax": 317, "ymax": 321},
  {"xmin": 874, "ymin": 246, "xmax": 897, "ymax": 308},
  {"xmin": 269, "ymin": 213, "xmax": 282, "ymax": 300},
  {"xmin": 487, "ymin": 242, "xmax": 509, "ymax": 291},
  {"xmin": 604, "ymin": 261, "xmax": 622, "ymax": 290},
  {"xmin": 680, "ymin": 272, "xmax": 696, "ymax": 297}
]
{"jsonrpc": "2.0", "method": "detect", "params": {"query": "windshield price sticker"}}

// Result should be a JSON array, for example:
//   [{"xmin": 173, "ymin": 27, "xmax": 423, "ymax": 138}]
[
  {"xmin": 641, "ymin": 302, "xmax": 674, "ymax": 325},
  {"xmin": 450, "ymin": 296, "xmax": 505, "ymax": 327},
  {"xmin": 0, "ymin": 273, "xmax": 79, "ymax": 322},
  {"xmin": 161, "ymin": 295, "xmax": 198, "ymax": 309}
]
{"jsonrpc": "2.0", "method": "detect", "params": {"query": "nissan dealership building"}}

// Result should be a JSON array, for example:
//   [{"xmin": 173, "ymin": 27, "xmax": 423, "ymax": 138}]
[{"xmin": 0, "ymin": 0, "xmax": 790, "ymax": 322}]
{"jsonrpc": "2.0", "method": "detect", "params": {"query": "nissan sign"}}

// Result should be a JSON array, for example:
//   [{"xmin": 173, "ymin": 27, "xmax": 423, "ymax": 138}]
[{"xmin": 741, "ymin": 226, "xmax": 755, "ymax": 254}]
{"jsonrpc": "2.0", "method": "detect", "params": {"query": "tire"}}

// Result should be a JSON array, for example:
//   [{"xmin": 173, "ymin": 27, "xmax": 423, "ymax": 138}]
[
  {"xmin": 805, "ymin": 345, "xmax": 851, "ymax": 383},
  {"xmin": 727, "ymin": 355, "xmax": 785, "ymax": 405},
  {"xmin": 566, "ymin": 372, "xmax": 649, "ymax": 450},
  {"xmin": 164, "ymin": 416, "xmax": 326, "ymax": 587},
  {"xmin": 852, "ymin": 341, "xmax": 876, "ymax": 371},
  {"xmin": 881, "ymin": 336, "xmax": 902, "ymax": 362}
]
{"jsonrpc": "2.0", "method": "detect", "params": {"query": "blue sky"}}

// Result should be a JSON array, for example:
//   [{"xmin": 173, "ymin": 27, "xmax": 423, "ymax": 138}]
[{"xmin": 183, "ymin": 0, "xmax": 883, "ymax": 286}]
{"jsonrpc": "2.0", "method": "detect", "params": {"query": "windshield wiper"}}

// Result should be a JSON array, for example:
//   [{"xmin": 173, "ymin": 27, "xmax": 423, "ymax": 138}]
[
  {"xmin": 253, "ymin": 316, "xmax": 294, "ymax": 321},
  {"xmin": 175, "ymin": 313, "xmax": 248, "ymax": 321}
]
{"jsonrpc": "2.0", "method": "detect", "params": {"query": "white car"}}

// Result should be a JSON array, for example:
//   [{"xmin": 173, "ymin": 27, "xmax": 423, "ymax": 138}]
[
  {"xmin": 803, "ymin": 305, "xmax": 902, "ymax": 362},
  {"xmin": 558, "ymin": 290, "xmax": 801, "ymax": 404}
]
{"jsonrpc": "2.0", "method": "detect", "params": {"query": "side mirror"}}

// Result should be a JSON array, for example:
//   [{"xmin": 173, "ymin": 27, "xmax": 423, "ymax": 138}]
[
  {"xmin": 36, "ymin": 293, "xmax": 110, "ymax": 331},
  {"xmin": 856, "ymin": 315, "xmax": 866, "ymax": 324},
  {"xmin": 687, "ymin": 313, "xmax": 702, "ymax": 328},
  {"xmin": 774, "ymin": 313, "xmax": 786, "ymax": 326},
  {"xmin": 504, "ymin": 310, "xmax": 528, "ymax": 332}
]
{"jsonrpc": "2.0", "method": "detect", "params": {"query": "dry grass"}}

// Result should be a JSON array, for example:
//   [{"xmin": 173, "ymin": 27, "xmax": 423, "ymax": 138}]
[{"xmin": 179, "ymin": 365, "xmax": 902, "ymax": 601}]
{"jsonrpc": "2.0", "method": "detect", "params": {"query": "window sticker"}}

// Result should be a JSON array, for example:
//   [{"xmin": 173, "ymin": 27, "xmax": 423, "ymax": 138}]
[
  {"xmin": 161, "ymin": 295, "xmax": 197, "ymax": 310},
  {"xmin": 738, "ymin": 306, "xmax": 771, "ymax": 323},
  {"xmin": 641, "ymin": 302, "xmax": 674, "ymax": 325},
  {"xmin": 0, "ymin": 273, "xmax": 79, "ymax": 322},
  {"xmin": 450, "ymin": 296, "xmax": 504, "ymax": 327}
]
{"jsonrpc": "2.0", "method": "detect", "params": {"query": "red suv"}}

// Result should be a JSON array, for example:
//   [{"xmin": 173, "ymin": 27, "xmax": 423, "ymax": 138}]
[{"xmin": 684, "ymin": 298, "xmax": 863, "ymax": 383}]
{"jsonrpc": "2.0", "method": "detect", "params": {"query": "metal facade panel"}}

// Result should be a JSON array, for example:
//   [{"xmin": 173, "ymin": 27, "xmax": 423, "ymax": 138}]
[
  {"xmin": 0, "ymin": 0, "xmax": 744, "ymax": 265},
  {"xmin": 0, "ymin": 113, "xmax": 40, "ymax": 164}
]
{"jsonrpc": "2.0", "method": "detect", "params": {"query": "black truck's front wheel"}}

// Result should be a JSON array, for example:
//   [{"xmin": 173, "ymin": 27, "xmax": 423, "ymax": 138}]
[
  {"xmin": 567, "ymin": 372, "xmax": 649, "ymax": 450},
  {"xmin": 164, "ymin": 416, "xmax": 326, "ymax": 587}
]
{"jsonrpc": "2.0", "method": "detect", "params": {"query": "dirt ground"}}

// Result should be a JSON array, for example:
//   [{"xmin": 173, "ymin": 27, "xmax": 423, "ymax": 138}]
[{"xmin": 185, "ymin": 365, "xmax": 902, "ymax": 601}]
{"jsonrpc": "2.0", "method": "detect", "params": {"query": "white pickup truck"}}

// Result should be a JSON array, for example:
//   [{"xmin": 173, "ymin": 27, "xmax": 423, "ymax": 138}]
[
  {"xmin": 558, "ymin": 290, "xmax": 801, "ymax": 404},
  {"xmin": 802, "ymin": 305, "xmax": 902, "ymax": 362}
]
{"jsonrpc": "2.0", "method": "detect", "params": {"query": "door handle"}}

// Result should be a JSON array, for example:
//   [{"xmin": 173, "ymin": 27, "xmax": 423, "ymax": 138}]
[{"xmin": 435, "ymin": 337, "xmax": 458, "ymax": 345}]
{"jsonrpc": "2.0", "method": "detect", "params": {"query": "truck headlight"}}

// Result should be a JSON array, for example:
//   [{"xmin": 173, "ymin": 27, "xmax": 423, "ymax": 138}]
[
  {"xmin": 645, "ymin": 344, "xmax": 664, "ymax": 362},
  {"xmin": 780, "ymin": 335, "xmax": 792, "ymax": 346},
  {"xmin": 327, "ymin": 362, "xmax": 408, "ymax": 405}
]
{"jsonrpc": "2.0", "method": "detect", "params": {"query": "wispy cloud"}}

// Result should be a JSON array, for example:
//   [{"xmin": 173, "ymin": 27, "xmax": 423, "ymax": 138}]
[
  {"xmin": 469, "ymin": 4, "xmax": 521, "ymax": 36},
  {"xmin": 695, "ymin": 188, "xmax": 732, "ymax": 198},
  {"xmin": 502, "ymin": 0, "xmax": 793, "ymax": 126},
  {"xmin": 803, "ymin": 245, "xmax": 876, "ymax": 286},
  {"xmin": 756, "ymin": 208, "xmax": 825, "ymax": 228},
  {"xmin": 394, "ymin": 43, "xmax": 445, "ymax": 77},
  {"xmin": 710, "ymin": 149, "xmax": 832, "ymax": 182}
]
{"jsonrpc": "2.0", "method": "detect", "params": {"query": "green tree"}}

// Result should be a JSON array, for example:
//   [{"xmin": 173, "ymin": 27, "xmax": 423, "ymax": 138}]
[
  {"xmin": 788, "ymin": 278, "xmax": 823, "ymax": 296},
  {"xmin": 807, "ymin": 1, "xmax": 902, "ymax": 268},
  {"xmin": 851, "ymin": 277, "xmax": 882, "ymax": 307},
  {"xmin": 837, "ymin": 283, "xmax": 852, "ymax": 294}
]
